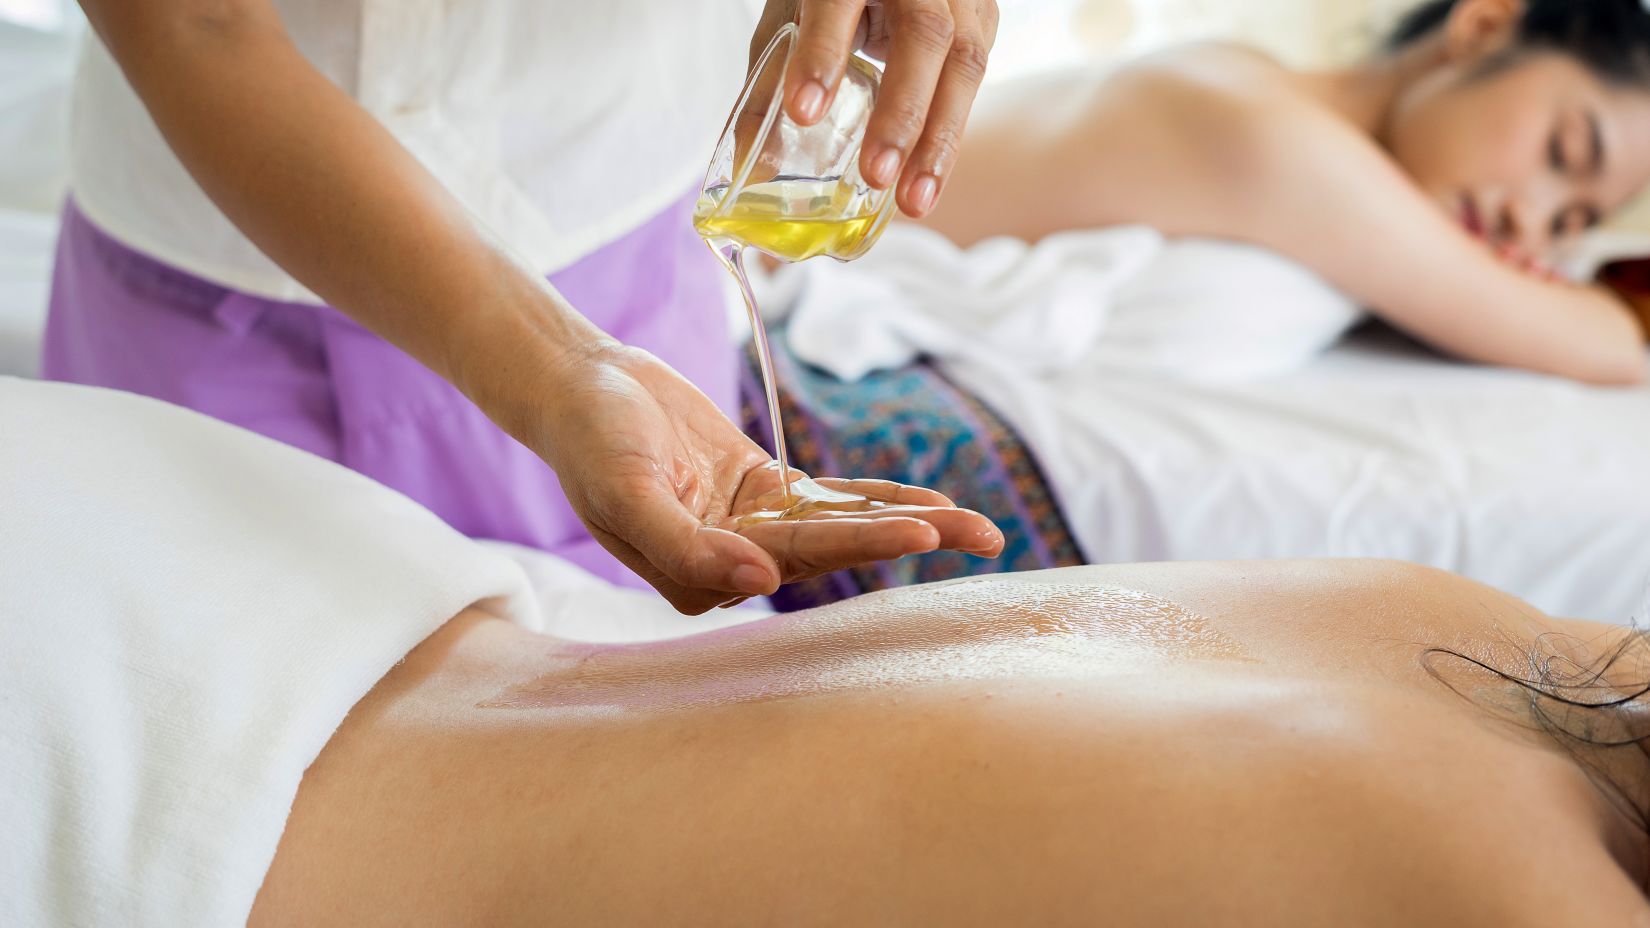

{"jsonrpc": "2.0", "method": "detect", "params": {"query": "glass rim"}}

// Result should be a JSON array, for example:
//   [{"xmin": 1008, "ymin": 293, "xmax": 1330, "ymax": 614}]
[{"xmin": 715, "ymin": 22, "xmax": 799, "ymax": 218}]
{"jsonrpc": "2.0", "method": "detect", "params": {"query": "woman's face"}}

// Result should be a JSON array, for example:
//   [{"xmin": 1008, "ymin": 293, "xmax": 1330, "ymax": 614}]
[{"xmin": 1383, "ymin": 50, "xmax": 1650, "ymax": 259}]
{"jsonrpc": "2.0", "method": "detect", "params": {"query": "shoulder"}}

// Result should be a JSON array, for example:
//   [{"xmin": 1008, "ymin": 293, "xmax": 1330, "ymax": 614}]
[
  {"xmin": 1101, "ymin": 42, "xmax": 1356, "ymax": 180},
  {"xmin": 1109, "ymin": 42, "xmax": 1310, "ymax": 115}
]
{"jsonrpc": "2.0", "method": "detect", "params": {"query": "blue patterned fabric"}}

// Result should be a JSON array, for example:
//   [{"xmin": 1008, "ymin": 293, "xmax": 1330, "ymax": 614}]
[{"xmin": 741, "ymin": 325, "xmax": 1084, "ymax": 611}]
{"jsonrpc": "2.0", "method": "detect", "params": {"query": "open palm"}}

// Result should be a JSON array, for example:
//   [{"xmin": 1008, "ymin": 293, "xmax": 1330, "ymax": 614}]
[{"xmin": 532, "ymin": 344, "xmax": 1003, "ymax": 614}]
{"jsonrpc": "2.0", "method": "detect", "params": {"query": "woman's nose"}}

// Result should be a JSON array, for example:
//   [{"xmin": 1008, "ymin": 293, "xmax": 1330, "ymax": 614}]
[
  {"xmin": 1496, "ymin": 198, "xmax": 1552, "ymax": 254},
  {"xmin": 1498, "ymin": 175, "xmax": 1573, "ymax": 253}
]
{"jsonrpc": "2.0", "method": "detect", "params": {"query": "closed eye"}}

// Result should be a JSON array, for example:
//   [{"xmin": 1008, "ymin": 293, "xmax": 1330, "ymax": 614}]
[
  {"xmin": 1549, "ymin": 133, "xmax": 1568, "ymax": 174},
  {"xmin": 1549, "ymin": 112, "xmax": 1605, "ymax": 179},
  {"xmin": 1552, "ymin": 204, "xmax": 1602, "ymax": 239}
]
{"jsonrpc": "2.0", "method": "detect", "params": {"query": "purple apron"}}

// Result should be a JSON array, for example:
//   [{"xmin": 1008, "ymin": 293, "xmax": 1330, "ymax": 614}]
[{"xmin": 42, "ymin": 194, "xmax": 735, "ymax": 589}]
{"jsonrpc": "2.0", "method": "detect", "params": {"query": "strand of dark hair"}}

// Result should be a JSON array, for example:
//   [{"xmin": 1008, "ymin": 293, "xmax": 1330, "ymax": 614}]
[{"xmin": 1422, "ymin": 623, "xmax": 1650, "ymax": 886}]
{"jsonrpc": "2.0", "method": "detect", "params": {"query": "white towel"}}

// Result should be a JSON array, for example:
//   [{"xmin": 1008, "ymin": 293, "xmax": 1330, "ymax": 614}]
[
  {"xmin": 781, "ymin": 223, "xmax": 1365, "ymax": 383},
  {"xmin": 483, "ymin": 540, "xmax": 774, "ymax": 644},
  {"xmin": 0, "ymin": 378, "xmax": 539, "ymax": 927}
]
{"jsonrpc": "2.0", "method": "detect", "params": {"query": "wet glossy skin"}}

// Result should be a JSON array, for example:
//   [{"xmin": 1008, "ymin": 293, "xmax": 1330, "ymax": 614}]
[
  {"xmin": 252, "ymin": 560, "xmax": 1650, "ymax": 926},
  {"xmin": 487, "ymin": 580, "xmax": 1247, "ymax": 713}
]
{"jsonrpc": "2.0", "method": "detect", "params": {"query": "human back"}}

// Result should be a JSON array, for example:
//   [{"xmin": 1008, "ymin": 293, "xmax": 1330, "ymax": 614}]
[{"xmin": 253, "ymin": 559, "xmax": 1650, "ymax": 925}]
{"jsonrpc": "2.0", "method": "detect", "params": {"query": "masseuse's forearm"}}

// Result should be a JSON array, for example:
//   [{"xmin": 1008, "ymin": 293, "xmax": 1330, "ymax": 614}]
[{"xmin": 77, "ymin": 1, "xmax": 604, "ymax": 427}]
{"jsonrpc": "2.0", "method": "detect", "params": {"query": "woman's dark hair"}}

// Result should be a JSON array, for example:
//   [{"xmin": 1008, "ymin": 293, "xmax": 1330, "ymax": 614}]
[
  {"xmin": 1388, "ymin": 0, "xmax": 1650, "ymax": 84},
  {"xmin": 1424, "ymin": 625, "xmax": 1650, "ymax": 883}
]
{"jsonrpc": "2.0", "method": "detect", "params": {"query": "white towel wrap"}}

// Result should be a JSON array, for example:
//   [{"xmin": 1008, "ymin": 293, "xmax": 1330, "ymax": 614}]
[{"xmin": 0, "ymin": 377, "xmax": 538, "ymax": 927}]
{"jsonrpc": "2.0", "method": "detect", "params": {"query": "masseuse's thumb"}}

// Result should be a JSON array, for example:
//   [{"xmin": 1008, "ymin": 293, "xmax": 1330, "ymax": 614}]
[{"xmin": 621, "ymin": 484, "xmax": 782, "ymax": 601}]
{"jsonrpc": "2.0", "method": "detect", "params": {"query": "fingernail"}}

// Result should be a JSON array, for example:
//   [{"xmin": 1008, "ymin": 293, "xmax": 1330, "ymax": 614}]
[
  {"xmin": 794, "ymin": 82, "xmax": 826, "ymax": 123},
  {"xmin": 732, "ymin": 564, "xmax": 772, "ymax": 595},
  {"xmin": 966, "ymin": 536, "xmax": 1001, "ymax": 555},
  {"xmin": 909, "ymin": 175, "xmax": 939, "ymax": 214},
  {"xmin": 870, "ymin": 149, "xmax": 901, "ymax": 187}
]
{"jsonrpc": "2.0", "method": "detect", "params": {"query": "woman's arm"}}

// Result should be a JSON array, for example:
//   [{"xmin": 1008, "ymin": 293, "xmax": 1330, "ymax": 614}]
[
  {"xmin": 76, "ymin": 0, "xmax": 1005, "ymax": 613},
  {"xmin": 1216, "ymin": 90, "xmax": 1649, "ymax": 385},
  {"xmin": 77, "ymin": 1, "xmax": 597, "ymax": 407}
]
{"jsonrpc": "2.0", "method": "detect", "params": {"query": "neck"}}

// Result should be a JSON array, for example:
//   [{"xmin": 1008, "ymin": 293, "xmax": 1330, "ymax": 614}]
[{"xmin": 1301, "ymin": 36, "xmax": 1448, "ymax": 144}]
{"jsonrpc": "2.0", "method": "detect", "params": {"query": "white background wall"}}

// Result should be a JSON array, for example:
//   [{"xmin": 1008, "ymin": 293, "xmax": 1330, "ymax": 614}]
[{"xmin": 990, "ymin": 0, "xmax": 1410, "ymax": 80}]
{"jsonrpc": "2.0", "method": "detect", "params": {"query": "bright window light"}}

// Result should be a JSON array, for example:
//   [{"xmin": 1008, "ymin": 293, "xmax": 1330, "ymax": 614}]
[{"xmin": 0, "ymin": 0, "xmax": 71, "ymax": 31}]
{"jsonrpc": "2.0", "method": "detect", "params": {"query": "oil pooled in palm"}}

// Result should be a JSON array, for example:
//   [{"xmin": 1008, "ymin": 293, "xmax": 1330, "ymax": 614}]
[
  {"xmin": 731, "ymin": 473, "xmax": 894, "ymax": 528},
  {"xmin": 696, "ymin": 180, "xmax": 889, "ymax": 523}
]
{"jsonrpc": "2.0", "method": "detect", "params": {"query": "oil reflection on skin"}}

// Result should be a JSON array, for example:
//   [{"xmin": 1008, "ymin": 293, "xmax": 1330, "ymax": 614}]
[{"xmin": 483, "ymin": 579, "xmax": 1250, "ymax": 714}]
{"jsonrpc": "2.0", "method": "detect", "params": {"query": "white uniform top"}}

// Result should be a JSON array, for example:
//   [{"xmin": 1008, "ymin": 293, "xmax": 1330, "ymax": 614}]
[{"xmin": 67, "ymin": 0, "xmax": 758, "ymax": 304}]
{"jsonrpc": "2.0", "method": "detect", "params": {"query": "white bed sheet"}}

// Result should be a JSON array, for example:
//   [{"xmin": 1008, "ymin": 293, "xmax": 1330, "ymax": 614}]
[{"xmin": 943, "ymin": 327, "xmax": 1650, "ymax": 624}]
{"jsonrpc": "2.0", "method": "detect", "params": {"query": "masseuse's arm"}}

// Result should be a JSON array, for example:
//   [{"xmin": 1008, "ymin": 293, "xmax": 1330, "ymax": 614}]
[{"xmin": 77, "ymin": 0, "xmax": 1004, "ymax": 614}]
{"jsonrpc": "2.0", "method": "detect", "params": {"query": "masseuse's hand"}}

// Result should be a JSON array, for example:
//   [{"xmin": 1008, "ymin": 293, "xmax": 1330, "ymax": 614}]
[
  {"xmin": 752, "ymin": 0, "xmax": 999, "ymax": 218},
  {"xmin": 535, "ymin": 343, "xmax": 1004, "ymax": 615}
]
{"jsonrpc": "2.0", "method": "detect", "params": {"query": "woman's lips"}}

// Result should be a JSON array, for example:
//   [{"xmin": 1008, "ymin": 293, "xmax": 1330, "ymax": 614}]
[{"xmin": 1458, "ymin": 196, "xmax": 1485, "ymax": 238}]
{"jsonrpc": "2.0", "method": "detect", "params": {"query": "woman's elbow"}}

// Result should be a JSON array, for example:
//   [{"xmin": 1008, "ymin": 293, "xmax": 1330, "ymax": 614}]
[
  {"xmin": 1547, "ymin": 292, "xmax": 1650, "ymax": 385},
  {"xmin": 1593, "ymin": 357, "xmax": 1647, "ymax": 387},
  {"xmin": 1561, "ymin": 345, "xmax": 1648, "ymax": 387}
]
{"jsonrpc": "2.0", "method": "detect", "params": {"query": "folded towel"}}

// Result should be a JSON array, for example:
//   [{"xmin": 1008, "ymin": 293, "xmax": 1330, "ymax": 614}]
[
  {"xmin": 781, "ymin": 223, "xmax": 1365, "ymax": 383},
  {"xmin": 0, "ymin": 377, "xmax": 538, "ymax": 927}
]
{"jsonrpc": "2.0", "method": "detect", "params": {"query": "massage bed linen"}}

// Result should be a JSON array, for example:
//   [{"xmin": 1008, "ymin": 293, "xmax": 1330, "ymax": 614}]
[
  {"xmin": 949, "ymin": 326, "xmax": 1650, "ymax": 624},
  {"xmin": 767, "ymin": 223, "xmax": 1650, "ymax": 623},
  {"xmin": 0, "ymin": 378, "xmax": 541, "ymax": 926}
]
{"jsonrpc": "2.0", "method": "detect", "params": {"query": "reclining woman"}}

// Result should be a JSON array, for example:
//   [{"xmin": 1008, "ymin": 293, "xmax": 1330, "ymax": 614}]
[
  {"xmin": 7, "ymin": 379, "xmax": 1649, "ymax": 925},
  {"xmin": 922, "ymin": 0, "xmax": 1650, "ymax": 383}
]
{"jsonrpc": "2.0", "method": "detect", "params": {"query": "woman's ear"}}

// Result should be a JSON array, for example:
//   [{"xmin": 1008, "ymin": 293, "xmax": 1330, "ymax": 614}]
[{"xmin": 1441, "ymin": 0, "xmax": 1522, "ymax": 64}]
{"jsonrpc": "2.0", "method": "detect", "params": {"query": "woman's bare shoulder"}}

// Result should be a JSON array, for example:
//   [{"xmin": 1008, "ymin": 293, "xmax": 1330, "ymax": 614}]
[
  {"xmin": 1081, "ymin": 42, "xmax": 1363, "ymax": 230},
  {"xmin": 937, "ymin": 41, "xmax": 1349, "ymax": 243},
  {"xmin": 1110, "ymin": 41, "xmax": 1316, "ymax": 112}
]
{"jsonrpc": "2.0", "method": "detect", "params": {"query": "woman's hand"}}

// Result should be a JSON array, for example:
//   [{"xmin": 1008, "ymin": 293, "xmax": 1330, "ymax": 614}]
[
  {"xmin": 530, "ymin": 343, "xmax": 1004, "ymax": 615},
  {"xmin": 752, "ymin": 0, "xmax": 999, "ymax": 218}
]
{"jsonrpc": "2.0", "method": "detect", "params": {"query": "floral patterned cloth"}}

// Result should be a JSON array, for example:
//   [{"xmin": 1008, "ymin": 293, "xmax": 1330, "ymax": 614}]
[{"xmin": 741, "ymin": 325, "xmax": 1085, "ymax": 611}]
